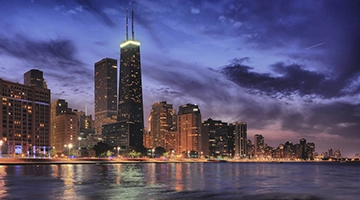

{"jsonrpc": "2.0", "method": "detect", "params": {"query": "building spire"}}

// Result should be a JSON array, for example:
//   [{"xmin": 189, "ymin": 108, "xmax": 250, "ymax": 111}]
[
  {"xmin": 132, "ymin": 0, "xmax": 134, "ymax": 40},
  {"xmin": 126, "ymin": 8, "xmax": 129, "ymax": 40}
]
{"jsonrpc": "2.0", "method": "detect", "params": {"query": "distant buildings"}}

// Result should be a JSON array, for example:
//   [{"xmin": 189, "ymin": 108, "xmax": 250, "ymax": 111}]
[
  {"xmin": 0, "ymin": 69, "xmax": 50, "ymax": 156},
  {"xmin": 233, "ymin": 122, "xmax": 247, "ymax": 158},
  {"xmin": 254, "ymin": 134, "xmax": 264, "ymax": 157},
  {"xmin": 94, "ymin": 58, "xmax": 118, "ymax": 134}
]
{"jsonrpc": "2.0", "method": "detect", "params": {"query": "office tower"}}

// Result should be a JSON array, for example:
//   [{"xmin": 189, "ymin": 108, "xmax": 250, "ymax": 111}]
[
  {"xmin": 233, "ymin": 121, "xmax": 247, "ymax": 158},
  {"xmin": 0, "ymin": 75, "xmax": 50, "ymax": 156},
  {"xmin": 73, "ymin": 109, "xmax": 95, "ymax": 148},
  {"xmin": 306, "ymin": 142, "xmax": 315, "ymax": 160},
  {"xmin": 94, "ymin": 58, "xmax": 118, "ymax": 134},
  {"xmin": 254, "ymin": 134, "xmax": 264, "ymax": 157},
  {"xmin": 227, "ymin": 125, "xmax": 235, "ymax": 157},
  {"xmin": 148, "ymin": 101, "xmax": 176, "ymax": 151},
  {"xmin": 202, "ymin": 118, "xmax": 228, "ymax": 157},
  {"xmin": 118, "ymin": 3, "xmax": 144, "ymax": 151},
  {"xmin": 176, "ymin": 104, "xmax": 202, "ymax": 157},
  {"xmin": 50, "ymin": 99, "xmax": 79, "ymax": 155},
  {"xmin": 24, "ymin": 69, "xmax": 47, "ymax": 88},
  {"xmin": 328, "ymin": 148, "xmax": 333, "ymax": 157},
  {"xmin": 300, "ymin": 138, "xmax": 307, "ymax": 159},
  {"xmin": 247, "ymin": 139, "xmax": 254, "ymax": 158}
]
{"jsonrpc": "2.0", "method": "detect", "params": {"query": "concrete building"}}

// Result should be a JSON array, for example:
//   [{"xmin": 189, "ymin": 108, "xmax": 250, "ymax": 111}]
[
  {"xmin": 232, "ymin": 121, "xmax": 247, "ymax": 158},
  {"xmin": 176, "ymin": 104, "xmax": 202, "ymax": 157},
  {"xmin": 147, "ymin": 101, "xmax": 176, "ymax": 151},
  {"xmin": 50, "ymin": 99, "xmax": 79, "ymax": 155},
  {"xmin": 254, "ymin": 134, "xmax": 264, "ymax": 157},
  {"xmin": 0, "ymin": 70, "xmax": 50, "ymax": 156},
  {"xmin": 202, "ymin": 118, "xmax": 228, "ymax": 158}
]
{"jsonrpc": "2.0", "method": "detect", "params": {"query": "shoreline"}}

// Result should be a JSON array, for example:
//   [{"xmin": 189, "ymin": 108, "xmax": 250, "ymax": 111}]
[{"xmin": 0, "ymin": 157, "xmax": 353, "ymax": 165}]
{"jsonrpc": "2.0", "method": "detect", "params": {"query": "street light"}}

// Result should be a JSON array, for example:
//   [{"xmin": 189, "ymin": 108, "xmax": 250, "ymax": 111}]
[
  {"xmin": 152, "ymin": 148, "xmax": 155, "ymax": 158},
  {"xmin": 68, "ymin": 144, "xmax": 72, "ymax": 157},
  {"xmin": 64, "ymin": 144, "xmax": 72, "ymax": 157},
  {"xmin": 0, "ymin": 140, "xmax": 3, "ymax": 158},
  {"xmin": 78, "ymin": 137, "xmax": 81, "ymax": 148},
  {"xmin": 117, "ymin": 147, "xmax": 120, "ymax": 156}
]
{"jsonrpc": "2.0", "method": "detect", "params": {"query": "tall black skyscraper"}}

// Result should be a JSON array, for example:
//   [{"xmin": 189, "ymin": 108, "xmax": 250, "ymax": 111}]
[
  {"xmin": 118, "ymin": 2, "xmax": 144, "ymax": 150},
  {"xmin": 94, "ymin": 58, "xmax": 118, "ymax": 134}
]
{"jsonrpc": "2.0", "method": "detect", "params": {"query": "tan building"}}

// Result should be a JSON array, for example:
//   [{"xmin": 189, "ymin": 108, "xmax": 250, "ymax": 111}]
[
  {"xmin": 176, "ymin": 104, "xmax": 202, "ymax": 157},
  {"xmin": 50, "ymin": 99, "xmax": 79, "ymax": 155},
  {"xmin": 0, "ymin": 70, "xmax": 50, "ymax": 156},
  {"xmin": 147, "ymin": 101, "xmax": 176, "ymax": 151}
]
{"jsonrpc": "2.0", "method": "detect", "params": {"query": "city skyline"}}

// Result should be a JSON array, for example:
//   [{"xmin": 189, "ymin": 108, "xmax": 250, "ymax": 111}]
[{"xmin": 0, "ymin": 0, "xmax": 359, "ymax": 157}]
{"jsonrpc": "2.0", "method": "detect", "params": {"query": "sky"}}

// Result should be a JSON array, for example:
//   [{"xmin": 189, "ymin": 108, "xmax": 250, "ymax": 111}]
[{"xmin": 0, "ymin": 0, "xmax": 359, "ymax": 157}]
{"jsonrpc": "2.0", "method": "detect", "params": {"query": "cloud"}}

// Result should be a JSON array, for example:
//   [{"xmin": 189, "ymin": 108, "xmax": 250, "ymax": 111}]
[
  {"xmin": 191, "ymin": 7, "xmax": 200, "ymax": 14},
  {"xmin": 75, "ymin": 0, "xmax": 116, "ymax": 27},
  {"xmin": 221, "ymin": 59, "xmax": 358, "ymax": 99},
  {"xmin": 0, "ymin": 33, "xmax": 93, "ymax": 103},
  {"xmin": 103, "ymin": 7, "xmax": 120, "ymax": 15}
]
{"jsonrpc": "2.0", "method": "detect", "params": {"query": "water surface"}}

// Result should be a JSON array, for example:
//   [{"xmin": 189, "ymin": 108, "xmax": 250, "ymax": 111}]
[{"xmin": 0, "ymin": 162, "xmax": 359, "ymax": 200}]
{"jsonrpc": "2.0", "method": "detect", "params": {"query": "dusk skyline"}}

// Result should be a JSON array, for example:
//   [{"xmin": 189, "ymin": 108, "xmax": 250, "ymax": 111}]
[{"xmin": 0, "ymin": 0, "xmax": 359, "ymax": 157}]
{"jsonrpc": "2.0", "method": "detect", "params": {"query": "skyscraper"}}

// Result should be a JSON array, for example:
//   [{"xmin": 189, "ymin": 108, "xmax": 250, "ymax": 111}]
[
  {"xmin": 254, "ymin": 134, "xmax": 264, "ymax": 157},
  {"xmin": 147, "ymin": 101, "xmax": 176, "ymax": 151},
  {"xmin": 202, "ymin": 118, "xmax": 229, "ymax": 157},
  {"xmin": 176, "ymin": 104, "xmax": 202, "ymax": 156},
  {"xmin": 233, "ymin": 121, "xmax": 247, "ymax": 158},
  {"xmin": 118, "ymin": 3, "xmax": 144, "ymax": 151},
  {"xmin": 94, "ymin": 58, "xmax": 118, "ymax": 134}
]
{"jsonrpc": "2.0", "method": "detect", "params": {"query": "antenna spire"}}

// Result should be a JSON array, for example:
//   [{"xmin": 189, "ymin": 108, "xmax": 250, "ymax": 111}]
[
  {"xmin": 132, "ymin": 0, "xmax": 134, "ymax": 40},
  {"xmin": 126, "ymin": 8, "xmax": 129, "ymax": 40}
]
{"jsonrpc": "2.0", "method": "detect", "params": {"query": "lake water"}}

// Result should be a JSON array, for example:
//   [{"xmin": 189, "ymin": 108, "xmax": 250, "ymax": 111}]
[{"xmin": 0, "ymin": 162, "xmax": 359, "ymax": 200}]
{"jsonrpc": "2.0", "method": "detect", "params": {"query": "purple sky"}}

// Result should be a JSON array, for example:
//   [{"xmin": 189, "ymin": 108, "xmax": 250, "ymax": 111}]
[{"xmin": 0, "ymin": 0, "xmax": 359, "ymax": 157}]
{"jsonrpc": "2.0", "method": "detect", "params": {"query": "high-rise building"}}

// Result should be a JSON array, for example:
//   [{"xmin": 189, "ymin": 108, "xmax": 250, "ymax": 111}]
[
  {"xmin": 50, "ymin": 99, "xmax": 79, "ymax": 155},
  {"xmin": 147, "ymin": 101, "xmax": 176, "ymax": 151},
  {"xmin": 300, "ymin": 138, "xmax": 307, "ymax": 159},
  {"xmin": 0, "ymin": 71, "xmax": 50, "ymax": 156},
  {"xmin": 176, "ymin": 104, "xmax": 202, "ymax": 157},
  {"xmin": 73, "ymin": 109, "xmax": 95, "ymax": 148},
  {"xmin": 24, "ymin": 69, "xmax": 47, "ymax": 88},
  {"xmin": 254, "ymin": 134, "xmax": 264, "ymax": 157},
  {"xmin": 94, "ymin": 58, "xmax": 118, "ymax": 134},
  {"xmin": 233, "ymin": 121, "xmax": 247, "ymax": 158},
  {"xmin": 118, "ymin": 3, "xmax": 144, "ymax": 151},
  {"xmin": 202, "ymin": 118, "xmax": 228, "ymax": 157},
  {"xmin": 328, "ymin": 148, "xmax": 333, "ymax": 157}
]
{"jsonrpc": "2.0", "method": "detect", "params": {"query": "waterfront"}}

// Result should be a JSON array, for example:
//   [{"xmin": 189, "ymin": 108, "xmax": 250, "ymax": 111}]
[{"xmin": 0, "ymin": 162, "xmax": 359, "ymax": 200}]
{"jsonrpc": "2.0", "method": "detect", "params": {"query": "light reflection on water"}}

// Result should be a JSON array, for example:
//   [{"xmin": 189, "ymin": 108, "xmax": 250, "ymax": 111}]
[{"xmin": 0, "ymin": 162, "xmax": 359, "ymax": 200}]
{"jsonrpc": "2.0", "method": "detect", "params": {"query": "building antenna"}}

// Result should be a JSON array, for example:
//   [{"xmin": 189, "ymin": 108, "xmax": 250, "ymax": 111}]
[
  {"xmin": 132, "ymin": 0, "xmax": 134, "ymax": 40},
  {"xmin": 126, "ymin": 8, "xmax": 129, "ymax": 40},
  {"xmin": 85, "ymin": 104, "xmax": 87, "ymax": 115}
]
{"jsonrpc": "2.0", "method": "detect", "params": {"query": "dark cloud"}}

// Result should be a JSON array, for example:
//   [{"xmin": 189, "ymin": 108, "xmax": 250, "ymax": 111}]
[
  {"xmin": 0, "ymin": 33, "xmax": 93, "ymax": 107},
  {"xmin": 75, "ymin": 0, "xmax": 116, "ymax": 27},
  {"xmin": 0, "ymin": 34, "xmax": 90, "ymax": 80},
  {"xmin": 281, "ymin": 102, "xmax": 360, "ymax": 139},
  {"xmin": 221, "ymin": 59, "xmax": 358, "ymax": 99},
  {"xmin": 0, "ymin": 34, "xmax": 80, "ymax": 67}
]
